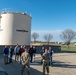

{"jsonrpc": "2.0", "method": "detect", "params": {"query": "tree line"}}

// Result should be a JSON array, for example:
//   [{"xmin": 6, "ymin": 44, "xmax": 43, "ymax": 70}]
[{"xmin": 31, "ymin": 29, "xmax": 76, "ymax": 49}]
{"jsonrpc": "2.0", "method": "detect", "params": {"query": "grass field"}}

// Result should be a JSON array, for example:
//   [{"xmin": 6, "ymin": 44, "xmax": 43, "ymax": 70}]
[{"xmin": 61, "ymin": 46, "xmax": 76, "ymax": 51}]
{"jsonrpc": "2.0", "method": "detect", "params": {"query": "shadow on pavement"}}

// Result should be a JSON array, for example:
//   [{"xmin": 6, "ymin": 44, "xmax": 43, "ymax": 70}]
[
  {"xmin": 0, "ymin": 54, "xmax": 43, "ymax": 75},
  {"xmin": 53, "ymin": 60, "xmax": 71, "ymax": 64},
  {"xmin": 52, "ymin": 60, "xmax": 76, "ymax": 68},
  {"xmin": 0, "ymin": 63, "xmax": 43, "ymax": 75},
  {"xmin": 30, "ymin": 67, "xmax": 43, "ymax": 75}
]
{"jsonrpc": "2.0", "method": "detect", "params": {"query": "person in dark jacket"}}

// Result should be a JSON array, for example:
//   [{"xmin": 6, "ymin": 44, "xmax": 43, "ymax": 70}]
[
  {"xmin": 29, "ymin": 45, "xmax": 34, "ymax": 63},
  {"xmin": 9, "ymin": 46, "xmax": 14, "ymax": 63},
  {"xmin": 19, "ymin": 45, "xmax": 25, "ymax": 56},
  {"xmin": 33, "ymin": 46, "xmax": 36, "ymax": 62},
  {"xmin": 3, "ymin": 46, "xmax": 9, "ymax": 65}
]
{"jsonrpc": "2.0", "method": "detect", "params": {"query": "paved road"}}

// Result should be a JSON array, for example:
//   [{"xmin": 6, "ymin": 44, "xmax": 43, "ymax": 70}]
[{"xmin": 0, "ymin": 53, "xmax": 76, "ymax": 75}]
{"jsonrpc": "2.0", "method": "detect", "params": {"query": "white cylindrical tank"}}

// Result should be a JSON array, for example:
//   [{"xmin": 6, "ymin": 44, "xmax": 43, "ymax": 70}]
[{"xmin": 0, "ymin": 12, "xmax": 31, "ymax": 45}]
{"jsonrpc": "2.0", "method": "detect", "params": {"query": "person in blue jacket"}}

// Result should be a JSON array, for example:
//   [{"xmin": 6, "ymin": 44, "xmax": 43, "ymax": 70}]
[
  {"xmin": 40, "ymin": 47, "xmax": 45, "ymax": 64},
  {"xmin": 48, "ymin": 47, "xmax": 54, "ymax": 66},
  {"xmin": 3, "ymin": 46, "xmax": 9, "ymax": 65}
]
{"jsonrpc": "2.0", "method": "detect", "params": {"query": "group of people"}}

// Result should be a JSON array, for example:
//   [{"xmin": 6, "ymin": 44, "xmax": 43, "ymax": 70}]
[
  {"xmin": 40, "ymin": 47, "xmax": 54, "ymax": 75},
  {"xmin": 40, "ymin": 47, "xmax": 54, "ymax": 65},
  {"xmin": 3, "ymin": 45, "xmax": 14, "ymax": 64},
  {"xmin": 3, "ymin": 44, "xmax": 36, "ymax": 65},
  {"xmin": 3, "ymin": 44, "xmax": 54, "ymax": 75}
]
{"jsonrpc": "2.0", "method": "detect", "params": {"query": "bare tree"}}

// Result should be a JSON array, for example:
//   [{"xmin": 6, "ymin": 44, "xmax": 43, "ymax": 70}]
[
  {"xmin": 32, "ymin": 32, "xmax": 39, "ymax": 43},
  {"xmin": 60, "ymin": 29, "xmax": 76, "ymax": 49},
  {"xmin": 43, "ymin": 33, "xmax": 53, "ymax": 45}
]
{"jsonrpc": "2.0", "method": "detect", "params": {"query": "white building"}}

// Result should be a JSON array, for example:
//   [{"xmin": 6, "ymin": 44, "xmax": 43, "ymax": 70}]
[{"xmin": 0, "ymin": 12, "xmax": 32, "ymax": 45}]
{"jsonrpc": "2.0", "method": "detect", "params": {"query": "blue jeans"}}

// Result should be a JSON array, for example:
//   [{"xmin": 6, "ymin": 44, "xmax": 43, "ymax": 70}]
[
  {"xmin": 50, "ymin": 56, "xmax": 52, "ymax": 65},
  {"xmin": 9, "ymin": 54, "xmax": 13, "ymax": 63}
]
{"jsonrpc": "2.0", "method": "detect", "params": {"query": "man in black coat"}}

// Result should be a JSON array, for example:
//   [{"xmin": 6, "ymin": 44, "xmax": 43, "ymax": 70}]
[
  {"xmin": 9, "ymin": 46, "xmax": 14, "ymax": 63},
  {"xmin": 33, "ymin": 46, "xmax": 36, "ymax": 62},
  {"xmin": 29, "ymin": 45, "xmax": 34, "ymax": 63}
]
